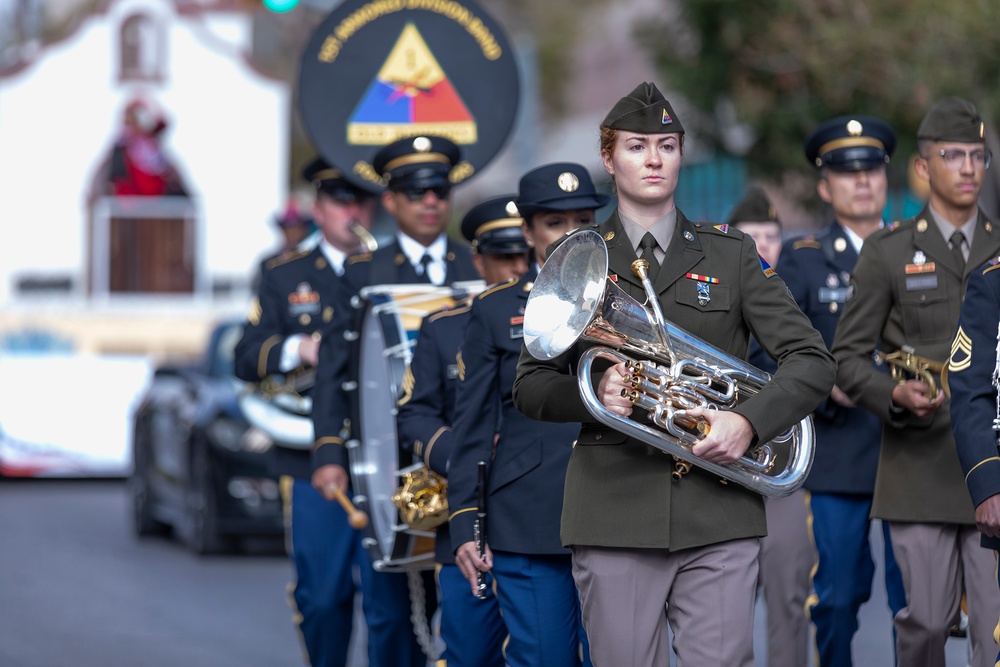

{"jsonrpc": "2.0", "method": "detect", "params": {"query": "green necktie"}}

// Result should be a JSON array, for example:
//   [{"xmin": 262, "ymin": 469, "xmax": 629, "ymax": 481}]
[
  {"xmin": 639, "ymin": 232, "xmax": 660, "ymax": 282},
  {"xmin": 950, "ymin": 230, "xmax": 966, "ymax": 273}
]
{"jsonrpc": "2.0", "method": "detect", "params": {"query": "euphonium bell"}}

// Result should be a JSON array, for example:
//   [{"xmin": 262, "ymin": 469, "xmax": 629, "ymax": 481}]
[{"xmin": 523, "ymin": 229, "xmax": 815, "ymax": 498}]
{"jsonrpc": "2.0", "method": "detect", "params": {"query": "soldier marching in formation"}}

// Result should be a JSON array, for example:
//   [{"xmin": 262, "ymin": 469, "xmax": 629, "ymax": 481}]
[{"xmin": 236, "ymin": 82, "xmax": 1000, "ymax": 665}]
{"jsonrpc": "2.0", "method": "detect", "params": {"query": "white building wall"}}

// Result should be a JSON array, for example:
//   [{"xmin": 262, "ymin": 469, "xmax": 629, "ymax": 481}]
[{"xmin": 0, "ymin": 0, "xmax": 288, "ymax": 303}]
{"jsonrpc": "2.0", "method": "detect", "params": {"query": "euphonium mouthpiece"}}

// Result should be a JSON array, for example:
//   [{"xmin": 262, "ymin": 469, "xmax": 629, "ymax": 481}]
[{"xmin": 631, "ymin": 259, "xmax": 650, "ymax": 279}]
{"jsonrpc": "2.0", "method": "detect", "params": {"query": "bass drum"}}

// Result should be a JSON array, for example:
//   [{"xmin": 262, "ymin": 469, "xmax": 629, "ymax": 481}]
[{"xmin": 347, "ymin": 282, "xmax": 482, "ymax": 572}]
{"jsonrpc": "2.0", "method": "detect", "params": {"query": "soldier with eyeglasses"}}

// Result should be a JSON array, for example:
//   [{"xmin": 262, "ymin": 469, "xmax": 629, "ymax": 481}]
[{"xmin": 831, "ymin": 97, "xmax": 1000, "ymax": 667}]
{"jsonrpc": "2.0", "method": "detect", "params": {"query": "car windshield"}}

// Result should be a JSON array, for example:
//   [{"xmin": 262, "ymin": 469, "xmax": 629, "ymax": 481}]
[{"xmin": 210, "ymin": 323, "xmax": 243, "ymax": 378}]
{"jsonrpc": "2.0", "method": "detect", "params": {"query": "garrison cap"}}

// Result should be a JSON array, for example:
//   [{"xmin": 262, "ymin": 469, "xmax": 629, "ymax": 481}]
[
  {"xmin": 602, "ymin": 82, "xmax": 684, "ymax": 134},
  {"xmin": 727, "ymin": 186, "xmax": 781, "ymax": 228},
  {"xmin": 302, "ymin": 157, "xmax": 376, "ymax": 202},
  {"xmin": 460, "ymin": 196, "xmax": 530, "ymax": 255},
  {"xmin": 917, "ymin": 96, "xmax": 986, "ymax": 144},
  {"xmin": 516, "ymin": 162, "xmax": 609, "ymax": 218},
  {"xmin": 804, "ymin": 115, "xmax": 896, "ymax": 171},
  {"xmin": 372, "ymin": 135, "xmax": 461, "ymax": 191}
]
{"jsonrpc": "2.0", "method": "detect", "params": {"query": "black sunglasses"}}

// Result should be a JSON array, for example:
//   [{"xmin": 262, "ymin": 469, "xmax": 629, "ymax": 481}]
[{"xmin": 397, "ymin": 185, "xmax": 451, "ymax": 202}]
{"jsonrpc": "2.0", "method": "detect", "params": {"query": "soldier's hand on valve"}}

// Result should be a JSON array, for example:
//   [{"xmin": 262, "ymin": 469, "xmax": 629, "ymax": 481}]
[
  {"xmin": 597, "ymin": 361, "xmax": 634, "ymax": 417},
  {"xmin": 686, "ymin": 408, "xmax": 755, "ymax": 465}
]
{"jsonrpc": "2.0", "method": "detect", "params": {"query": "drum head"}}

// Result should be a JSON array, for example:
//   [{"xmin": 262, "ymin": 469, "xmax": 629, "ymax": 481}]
[
  {"xmin": 347, "ymin": 286, "xmax": 471, "ymax": 571},
  {"xmin": 352, "ymin": 292, "xmax": 412, "ymax": 568}
]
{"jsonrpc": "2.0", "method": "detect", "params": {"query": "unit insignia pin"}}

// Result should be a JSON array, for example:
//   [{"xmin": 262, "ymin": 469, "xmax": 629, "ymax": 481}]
[{"xmin": 697, "ymin": 281, "xmax": 711, "ymax": 306}]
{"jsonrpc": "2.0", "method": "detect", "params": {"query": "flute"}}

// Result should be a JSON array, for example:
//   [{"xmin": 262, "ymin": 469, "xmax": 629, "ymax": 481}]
[{"xmin": 474, "ymin": 460, "xmax": 487, "ymax": 600}]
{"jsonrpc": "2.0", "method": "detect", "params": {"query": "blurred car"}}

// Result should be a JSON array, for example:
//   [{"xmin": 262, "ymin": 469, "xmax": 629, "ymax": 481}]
[{"xmin": 128, "ymin": 320, "xmax": 284, "ymax": 554}]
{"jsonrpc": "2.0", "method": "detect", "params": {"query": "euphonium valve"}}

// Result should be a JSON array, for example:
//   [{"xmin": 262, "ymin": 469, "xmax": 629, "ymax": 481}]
[{"xmin": 523, "ymin": 229, "xmax": 815, "ymax": 498}]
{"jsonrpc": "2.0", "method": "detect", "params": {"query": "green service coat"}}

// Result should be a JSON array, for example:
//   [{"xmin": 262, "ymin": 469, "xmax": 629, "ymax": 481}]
[
  {"xmin": 831, "ymin": 205, "xmax": 1000, "ymax": 524},
  {"xmin": 513, "ymin": 210, "xmax": 835, "ymax": 551}
]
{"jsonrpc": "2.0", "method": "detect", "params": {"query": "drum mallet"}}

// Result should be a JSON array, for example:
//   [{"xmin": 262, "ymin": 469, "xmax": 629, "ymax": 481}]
[{"xmin": 330, "ymin": 487, "xmax": 369, "ymax": 529}]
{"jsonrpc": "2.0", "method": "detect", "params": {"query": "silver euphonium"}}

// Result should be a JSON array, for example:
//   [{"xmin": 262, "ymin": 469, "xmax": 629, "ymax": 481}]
[{"xmin": 522, "ymin": 229, "xmax": 814, "ymax": 498}]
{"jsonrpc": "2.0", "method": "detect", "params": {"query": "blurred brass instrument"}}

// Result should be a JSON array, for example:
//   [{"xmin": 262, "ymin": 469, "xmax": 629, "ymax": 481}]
[
  {"xmin": 875, "ymin": 345, "xmax": 950, "ymax": 401},
  {"xmin": 350, "ymin": 221, "xmax": 378, "ymax": 253},
  {"xmin": 239, "ymin": 366, "xmax": 316, "ymax": 449},
  {"xmin": 391, "ymin": 464, "xmax": 449, "ymax": 531},
  {"xmin": 522, "ymin": 229, "xmax": 815, "ymax": 498},
  {"xmin": 238, "ymin": 225, "xmax": 378, "ymax": 449}
]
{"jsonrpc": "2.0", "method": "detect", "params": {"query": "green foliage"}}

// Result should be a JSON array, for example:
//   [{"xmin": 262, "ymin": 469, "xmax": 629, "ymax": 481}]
[{"xmin": 635, "ymin": 0, "xmax": 1000, "ymax": 178}]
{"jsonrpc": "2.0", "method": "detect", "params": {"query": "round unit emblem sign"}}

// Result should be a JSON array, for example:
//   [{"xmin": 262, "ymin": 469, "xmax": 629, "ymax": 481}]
[{"xmin": 299, "ymin": 0, "xmax": 520, "ymax": 191}]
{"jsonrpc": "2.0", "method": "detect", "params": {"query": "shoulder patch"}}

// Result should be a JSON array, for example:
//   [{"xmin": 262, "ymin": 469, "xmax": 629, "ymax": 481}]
[
  {"xmin": 346, "ymin": 252, "xmax": 372, "ymax": 266},
  {"xmin": 265, "ymin": 249, "xmax": 309, "ymax": 270},
  {"xmin": 759, "ymin": 255, "xmax": 776, "ymax": 278},
  {"xmin": 478, "ymin": 277, "xmax": 518, "ymax": 300},
  {"xmin": 792, "ymin": 237, "xmax": 821, "ymax": 250},
  {"xmin": 397, "ymin": 365, "xmax": 415, "ymax": 406}
]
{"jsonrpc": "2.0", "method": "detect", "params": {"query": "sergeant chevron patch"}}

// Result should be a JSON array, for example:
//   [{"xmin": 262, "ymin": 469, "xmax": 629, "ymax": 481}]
[{"xmin": 949, "ymin": 326, "xmax": 973, "ymax": 372}]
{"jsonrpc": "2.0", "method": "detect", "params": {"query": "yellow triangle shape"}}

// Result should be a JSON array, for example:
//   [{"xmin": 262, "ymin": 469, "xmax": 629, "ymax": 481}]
[{"xmin": 378, "ymin": 24, "xmax": 445, "ymax": 91}]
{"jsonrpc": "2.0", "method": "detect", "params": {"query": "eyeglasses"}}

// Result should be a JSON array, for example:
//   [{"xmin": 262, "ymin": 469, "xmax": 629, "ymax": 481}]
[
  {"xmin": 936, "ymin": 148, "xmax": 992, "ymax": 170},
  {"xmin": 397, "ymin": 185, "xmax": 451, "ymax": 202}
]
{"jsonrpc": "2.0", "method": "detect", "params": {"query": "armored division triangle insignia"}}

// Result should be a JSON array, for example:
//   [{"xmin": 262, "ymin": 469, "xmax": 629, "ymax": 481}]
[{"xmin": 348, "ymin": 23, "xmax": 477, "ymax": 145}]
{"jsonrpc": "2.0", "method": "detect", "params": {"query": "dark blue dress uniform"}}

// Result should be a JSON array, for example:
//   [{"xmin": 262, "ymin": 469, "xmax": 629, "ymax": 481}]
[
  {"xmin": 782, "ymin": 115, "xmax": 906, "ymax": 667},
  {"xmin": 308, "ymin": 136, "xmax": 478, "ymax": 667},
  {"xmin": 396, "ymin": 194, "xmax": 527, "ymax": 667},
  {"xmin": 234, "ymin": 158, "xmax": 386, "ymax": 667},
  {"xmin": 448, "ymin": 268, "xmax": 591, "ymax": 667},
  {"xmin": 951, "ymin": 257, "xmax": 1000, "ymax": 551},
  {"xmin": 779, "ymin": 223, "xmax": 906, "ymax": 665},
  {"xmin": 396, "ymin": 300, "xmax": 507, "ymax": 667},
  {"xmin": 242, "ymin": 250, "xmax": 384, "ymax": 667},
  {"xmin": 310, "ymin": 234, "xmax": 479, "ymax": 474},
  {"xmin": 950, "ymin": 258, "xmax": 1000, "ymax": 667}
]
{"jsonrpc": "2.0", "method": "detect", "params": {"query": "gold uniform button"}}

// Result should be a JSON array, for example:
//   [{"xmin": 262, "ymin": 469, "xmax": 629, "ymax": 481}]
[
  {"xmin": 594, "ymin": 433, "xmax": 602, "ymax": 441},
  {"xmin": 829, "ymin": 302, "xmax": 838, "ymax": 313},
  {"xmin": 299, "ymin": 314, "xmax": 311, "ymax": 325}
]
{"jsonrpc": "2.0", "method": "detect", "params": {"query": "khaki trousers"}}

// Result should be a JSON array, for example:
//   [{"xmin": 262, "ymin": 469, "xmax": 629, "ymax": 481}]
[
  {"xmin": 889, "ymin": 521, "xmax": 1000, "ymax": 667},
  {"xmin": 571, "ymin": 539, "xmax": 759, "ymax": 667},
  {"xmin": 759, "ymin": 489, "xmax": 814, "ymax": 667}
]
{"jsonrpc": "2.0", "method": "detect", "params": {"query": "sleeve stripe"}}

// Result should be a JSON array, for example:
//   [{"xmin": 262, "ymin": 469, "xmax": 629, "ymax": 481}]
[
  {"xmin": 258, "ymin": 335, "xmax": 283, "ymax": 379},
  {"xmin": 424, "ymin": 427, "xmax": 450, "ymax": 466},
  {"xmin": 966, "ymin": 456, "xmax": 1000, "ymax": 482}
]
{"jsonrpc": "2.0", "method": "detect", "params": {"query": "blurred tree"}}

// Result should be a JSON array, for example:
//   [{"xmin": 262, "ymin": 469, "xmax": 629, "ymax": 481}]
[{"xmin": 635, "ymin": 0, "xmax": 1000, "ymax": 182}]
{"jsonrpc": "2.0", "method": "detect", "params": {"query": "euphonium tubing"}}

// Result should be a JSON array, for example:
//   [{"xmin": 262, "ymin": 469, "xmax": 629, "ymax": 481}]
[{"xmin": 523, "ymin": 229, "xmax": 814, "ymax": 498}]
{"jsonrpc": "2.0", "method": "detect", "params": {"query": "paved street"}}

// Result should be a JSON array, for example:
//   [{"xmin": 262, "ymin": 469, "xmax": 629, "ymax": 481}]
[{"xmin": 0, "ymin": 480, "xmax": 975, "ymax": 666}]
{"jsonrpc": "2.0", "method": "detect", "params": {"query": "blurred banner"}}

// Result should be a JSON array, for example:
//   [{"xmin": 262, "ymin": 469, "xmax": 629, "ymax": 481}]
[
  {"xmin": 298, "ymin": 0, "xmax": 520, "ymax": 190},
  {"xmin": 0, "ymin": 354, "xmax": 152, "ymax": 477}
]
